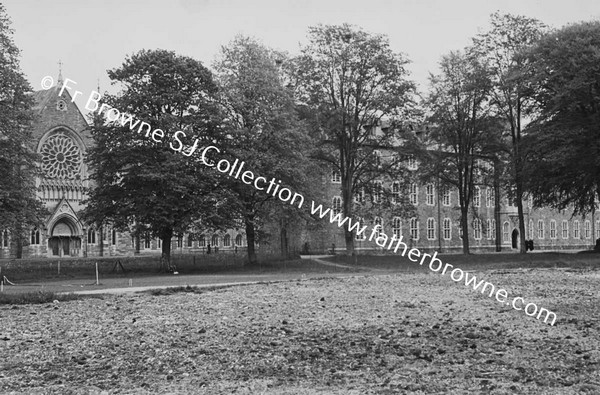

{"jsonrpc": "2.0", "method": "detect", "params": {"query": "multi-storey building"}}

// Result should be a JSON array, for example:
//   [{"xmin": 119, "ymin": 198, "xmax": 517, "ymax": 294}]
[
  {"xmin": 303, "ymin": 121, "xmax": 597, "ymax": 254},
  {"xmin": 0, "ymin": 77, "xmax": 245, "ymax": 259}
]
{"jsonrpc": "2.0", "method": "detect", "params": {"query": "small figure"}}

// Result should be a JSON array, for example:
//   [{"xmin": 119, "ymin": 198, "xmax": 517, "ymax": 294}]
[{"xmin": 207, "ymin": 244, "xmax": 211, "ymax": 254}]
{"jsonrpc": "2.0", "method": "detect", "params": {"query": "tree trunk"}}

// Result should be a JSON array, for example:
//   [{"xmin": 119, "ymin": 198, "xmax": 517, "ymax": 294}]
[
  {"xmin": 15, "ymin": 223, "xmax": 23, "ymax": 259},
  {"xmin": 245, "ymin": 214, "xmax": 258, "ymax": 264},
  {"xmin": 461, "ymin": 207, "xmax": 470, "ymax": 254},
  {"xmin": 160, "ymin": 228, "xmax": 176, "ymax": 272},
  {"xmin": 494, "ymin": 158, "xmax": 502, "ymax": 252},
  {"xmin": 280, "ymin": 218, "xmax": 288, "ymax": 258},
  {"xmin": 342, "ymin": 175, "xmax": 355, "ymax": 255},
  {"xmin": 515, "ymin": 184, "xmax": 527, "ymax": 253}
]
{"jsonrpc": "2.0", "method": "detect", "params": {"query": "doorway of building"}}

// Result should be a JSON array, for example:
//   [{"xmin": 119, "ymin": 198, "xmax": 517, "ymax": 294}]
[
  {"xmin": 511, "ymin": 229, "xmax": 519, "ymax": 249},
  {"xmin": 48, "ymin": 217, "xmax": 81, "ymax": 257}
]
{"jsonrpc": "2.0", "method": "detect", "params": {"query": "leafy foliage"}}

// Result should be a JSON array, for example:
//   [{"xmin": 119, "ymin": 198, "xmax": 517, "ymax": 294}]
[
  {"xmin": 471, "ymin": 12, "xmax": 547, "ymax": 253},
  {"xmin": 83, "ymin": 49, "xmax": 233, "ymax": 272},
  {"xmin": 214, "ymin": 36, "xmax": 317, "ymax": 263},
  {"xmin": 0, "ymin": 4, "xmax": 47, "ymax": 256},
  {"xmin": 523, "ymin": 21, "xmax": 600, "ymax": 215},
  {"xmin": 423, "ymin": 50, "xmax": 502, "ymax": 253},
  {"xmin": 291, "ymin": 24, "xmax": 416, "ymax": 254}
]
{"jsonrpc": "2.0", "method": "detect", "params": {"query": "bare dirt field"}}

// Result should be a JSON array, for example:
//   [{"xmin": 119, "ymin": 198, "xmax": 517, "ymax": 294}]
[{"xmin": 1, "ymin": 262, "xmax": 599, "ymax": 394}]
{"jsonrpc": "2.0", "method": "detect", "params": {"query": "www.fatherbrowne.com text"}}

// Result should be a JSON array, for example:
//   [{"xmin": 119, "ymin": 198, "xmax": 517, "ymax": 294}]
[{"xmin": 56, "ymin": 77, "xmax": 557, "ymax": 326}]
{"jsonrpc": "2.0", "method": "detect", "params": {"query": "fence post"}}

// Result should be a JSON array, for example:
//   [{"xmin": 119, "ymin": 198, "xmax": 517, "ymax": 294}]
[{"xmin": 95, "ymin": 261, "xmax": 99, "ymax": 285}]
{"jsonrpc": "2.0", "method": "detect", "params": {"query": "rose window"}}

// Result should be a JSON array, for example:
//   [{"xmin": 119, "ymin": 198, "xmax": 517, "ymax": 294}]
[{"xmin": 41, "ymin": 133, "xmax": 82, "ymax": 179}]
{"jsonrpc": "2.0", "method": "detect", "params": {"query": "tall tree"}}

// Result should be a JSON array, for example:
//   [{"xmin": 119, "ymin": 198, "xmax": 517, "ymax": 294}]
[
  {"xmin": 292, "ymin": 24, "xmax": 415, "ymax": 254},
  {"xmin": 471, "ymin": 12, "xmax": 546, "ymax": 253},
  {"xmin": 423, "ymin": 50, "xmax": 500, "ymax": 254},
  {"xmin": 83, "ymin": 49, "xmax": 231, "ymax": 272},
  {"xmin": 0, "ymin": 4, "xmax": 46, "ymax": 257},
  {"xmin": 214, "ymin": 35, "xmax": 316, "ymax": 264},
  {"xmin": 523, "ymin": 21, "xmax": 600, "ymax": 215}
]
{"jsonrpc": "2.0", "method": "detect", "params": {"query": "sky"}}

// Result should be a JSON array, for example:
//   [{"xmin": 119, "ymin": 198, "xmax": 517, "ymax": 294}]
[{"xmin": 4, "ymin": 0, "xmax": 600, "ymax": 111}]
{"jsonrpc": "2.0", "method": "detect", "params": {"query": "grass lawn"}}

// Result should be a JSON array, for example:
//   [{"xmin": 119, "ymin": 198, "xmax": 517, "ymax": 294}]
[{"xmin": 0, "ymin": 253, "xmax": 598, "ymax": 394}]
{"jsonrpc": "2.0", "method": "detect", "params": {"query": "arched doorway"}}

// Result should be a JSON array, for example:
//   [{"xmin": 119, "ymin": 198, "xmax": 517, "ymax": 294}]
[
  {"xmin": 48, "ymin": 217, "xmax": 81, "ymax": 257},
  {"xmin": 511, "ymin": 229, "xmax": 519, "ymax": 249}
]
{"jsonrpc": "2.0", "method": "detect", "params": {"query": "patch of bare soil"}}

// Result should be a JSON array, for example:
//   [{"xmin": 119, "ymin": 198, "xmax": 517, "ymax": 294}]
[{"xmin": 0, "ymin": 268, "xmax": 598, "ymax": 394}]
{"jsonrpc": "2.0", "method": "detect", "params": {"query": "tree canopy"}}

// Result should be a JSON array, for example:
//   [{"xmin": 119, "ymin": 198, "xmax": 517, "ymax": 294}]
[
  {"xmin": 83, "ymin": 49, "xmax": 232, "ymax": 271},
  {"xmin": 523, "ymin": 21, "xmax": 600, "ymax": 215},
  {"xmin": 291, "ymin": 23, "xmax": 416, "ymax": 254},
  {"xmin": 0, "ymin": 4, "xmax": 46, "ymax": 257}
]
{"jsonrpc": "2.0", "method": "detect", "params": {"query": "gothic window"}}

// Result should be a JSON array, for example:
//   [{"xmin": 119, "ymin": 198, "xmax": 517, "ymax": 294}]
[
  {"xmin": 538, "ymin": 220, "xmax": 545, "ymax": 239},
  {"xmin": 574, "ymin": 220, "xmax": 580, "ymax": 239},
  {"xmin": 550, "ymin": 220, "xmax": 557, "ymax": 239},
  {"xmin": 373, "ymin": 217, "xmax": 382, "ymax": 239},
  {"xmin": 410, "ymin": 218, "xmax": 419, "ymax": 240},
  {"xmin": 426, "ymin": 184, "xmax": 435, "ymax": 206},
  {"xmin": 1, "ymin": 230, "xmax": 9, "ymax": 248},
  {"xmin": 331, "ymin": 170, "xmax": 341, "ymax": 184},
  {"xmin": 443, "ymin": 218, "xmax": 451, "ymax": 240},
  {"xmin": 112, "ymin": 229, "xmax": 117, "ymax": 245},
  {"xmin": 392, "ymin": 217, "xmax": 402, "ymax": 239},
  {"xmin": 332, "ymin": 196, "xmax": 342, "ymax": 215},
  {"xmin": 562, "ymin": 220, "xmax": 569, "ymax": 239},
  {"xmin": 473, "ymin": 219, "xmax": 482, "ymax": 240},
  {"xmin": 427, "ymin": 218, "xmax": 436, "ymax": 240},
  {"xmin": 585, "ymin": 220, "xmax": 591, "ymax": 239},
  {"xmin": 392, "ymin": 182, "xmax": 400, "ymax": 204},
  {"xmin": 442, "ymin": 187, "xmax": 451, "ymax": 206},
  {"xmin": 87, "ymin": 228, "xmax": 96, "ymax": 244},
  {"xmin": 223, "ymin": 234, "xmax": 231, "ymax": 247},
  {"xmin": 198, "ymin": 235, "xmax": 206, "ymax": 247},
  {"xmin": 473, "ymin": 186, "xmax": 481, "ymax": 208},
  {"xmin": 31, "ymin": 228, "xmax": 40, "ymax": 245},
  {"xmin": 409, "ymin": 183, "xmax": 418, "ymax": 205},
  {"xmin": 41, "ymin": 133, "xmax": 82, "ymax": 179},
  {"xmin": 235, "ymin": 234, "xmax": 243, "ymax": 246},
  {"xmin": 355, "ymin": 217, "xmax": 366, "ymax": 241},
  {"xmin": 187, "ymin": 235, "xmax": 194, "ymax": 247},
  {"xmin": 211, "ymin": 234, "xmax": 219, "ymax": 247}
]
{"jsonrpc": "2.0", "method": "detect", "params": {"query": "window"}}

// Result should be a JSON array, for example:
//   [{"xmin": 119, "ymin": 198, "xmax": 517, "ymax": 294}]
[
  {"xmin": 373, "ymin": 150, "xmax": 382, "ymax": 167},
  {"xmin": 235, "ymin": 234, "xmax": 243, "ymax": 246},
  {"xmin": 426, "ymin": 184, "xmax": 435, "ymax": 206},
  {"xmin": 372, "ymin": 181, "xmax": 383, "ymax": 204},
  {"xmin": 538, "ymin": 220, "xmax": 545, "ymax": 239},
  {"xmin": 503, "ymin": 222, "xmax": 510, "ymax": 242},
  {"xmin": 31, "ymin": 228, "xmax": 40, "ymax": 245},
  {"xmin": 442, "ymin": 187, "xmax": 451, "ymax": 206},
  {"xmin": 528, "ymin": 219, "xmax": 534, "ymax": 240},
  {"xmin": 458, "ymin": 223, "xmax": 463, "ymax": 239},
  {"xmin": 473, "ymin": 186, "xmax": 481, "ymax": 208},
  {"xmin": 354, "ymin": 188, "xmax": 364, "ymax": 204},
  {"xmin": 585, "ymin": 220, "xmax": 591, "ymax": 239},
  {"xmin": 177, "ymin": 235, "xmax": 183, "ymax": 248},
  {"xmin": 112, "ymin": 229, "xmax": 117, "ymax": 245},
  {"xmin": 409, "ymin": 183, "xmax": 418, "ymax": 205},
  {"xmin": 528, "ymin": 195, "xmax": 533, "ymax": 209},
  {"xmin": 87, "ymin": 228, "xmax": 96, "ymax": 244},
  {"xmin": 443, "ymin": 218, "xmax": 451, "ymax": 240},
  {"xmin": 1, "ymin": 230, "xmax": 9, "ymax": 248},
  {"xmin": 103, "ymin": 227, "xmax": 108, "ymax": 242},
  {"xmin": 373, "ymin": 217, "xmax": 382, "ymax": 239},
  {"xmin": 473, "ymin": 218, "xmax": 482, "ymax": 240},
  {"xmin": 596, "ymin": 221, "xmax": 600, "ymax": 240},
  {"xmin": 427, "ymin": 218, "xmax": 436, "ymax": 240},
  {"xmin": 574, "ymin": 221, "xmax": 580, "ymax": 239},
  {"xmin": 562, "ymin": 220, "xmax": 569, "ymax": 239},
  {"xmin": 211, "ymin": 234, "xmax": 219, "ymax": 247},
  {"xmin": 486, "ymin": 219, "xmax": 492, "ymax": 240},
  {"xmin": 199, "ymin": 235, "xmax": 206, "ymax": 247},
  {"xmin": 491, "ymin": 219, "xmax": 496, "ymax": 239},
  {"xmin": 157, "ymin": 238, "xmax": 162, "ymax": 248},
  {"xmin": 187, "ymin": 235, "xmax": 194, "ymax": 247},
  {"xmin": 331, "ymin": 170, "xmax": 341, "ymax": 183},
  {"xmin": 407, "ymin": 155, "xmax": 417, "ymax": 170},
  {"xmin": 223, "ymin": 234, "xmax": 231, "ymax": 247},
  {"xmin": 144, "ymin": 233, "xmax": 151, "ymax": 249},
  {"xmin": 410, "ymin": 218, "xmax": 419, "ymax": 240},
  {"xmin": 332, "ymin": 196, "xmax": 342, "ymax": 215},
  {"xmin": 392, "ymin": 182, "xmax": 400, "ymax": 204},
  {"xmin": 550, "ymin": 220, "xmax": 557, "ymax": 239},
  {"xmin": 486, "ymin": 188, "xmax": 494, "ymax": 208},
  {"xmin": 355, "ymin": 217, "xmax": 366, "ymax": 240},
  {"xmin": 392, "ymin": 217, "xmax": 402, "ymax": 239}
]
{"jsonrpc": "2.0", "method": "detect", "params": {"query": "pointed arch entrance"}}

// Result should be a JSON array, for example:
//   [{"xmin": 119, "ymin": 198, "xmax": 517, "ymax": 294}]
[
  {"xmin": 48, "ymin": 216, "xmax": 82, "ymax": 257},
  {"xmin": 511, "ymin": 229, "xmax": 519, "ymax": 250}
]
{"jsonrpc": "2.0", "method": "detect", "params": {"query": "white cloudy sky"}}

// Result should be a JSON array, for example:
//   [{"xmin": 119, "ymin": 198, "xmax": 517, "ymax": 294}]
[{"xmin": 4, "ymin": 0, "xmax": 600, "ymax": 110}]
